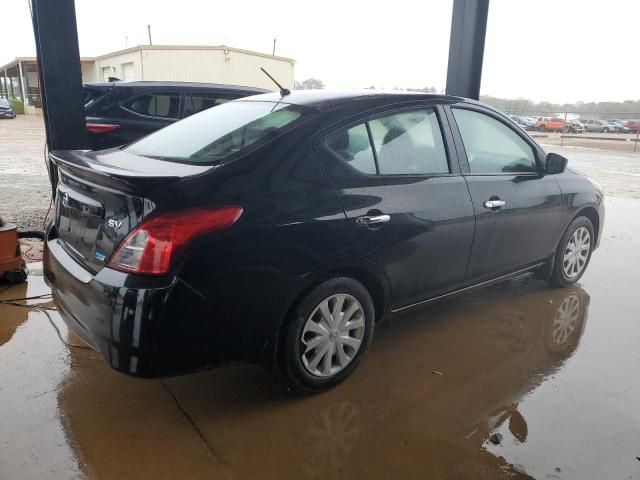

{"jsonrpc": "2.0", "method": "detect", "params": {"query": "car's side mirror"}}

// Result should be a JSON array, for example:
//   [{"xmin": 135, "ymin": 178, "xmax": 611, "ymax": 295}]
[{"xmin": 546, "ymin": 152, "xmax": 568, "ymax": 174}]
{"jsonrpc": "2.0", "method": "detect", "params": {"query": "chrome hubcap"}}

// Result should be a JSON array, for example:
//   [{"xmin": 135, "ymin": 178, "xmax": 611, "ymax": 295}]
[
  {"xmin": 563, "ymin": 227, "xmax": 591, "ymax": 279},
  {"xmin": 301, "ymin": 294, "xmax": 365, "ymax": 377}
]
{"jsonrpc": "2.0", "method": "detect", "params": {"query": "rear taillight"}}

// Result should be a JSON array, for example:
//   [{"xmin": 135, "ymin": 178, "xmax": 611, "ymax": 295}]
[
  {"xmin": 86, "ymin": 123, "xmax": 119, "ymax": 133},
  {"xmin": 107, "ymin": 207, "xmax": 243, "ymax": 275}
]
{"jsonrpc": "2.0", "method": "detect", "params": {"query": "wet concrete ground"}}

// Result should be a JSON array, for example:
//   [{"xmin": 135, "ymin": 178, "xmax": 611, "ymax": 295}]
[{"xmin": 1, "ymin": 195, "xmax": 639, "ymax": 480}]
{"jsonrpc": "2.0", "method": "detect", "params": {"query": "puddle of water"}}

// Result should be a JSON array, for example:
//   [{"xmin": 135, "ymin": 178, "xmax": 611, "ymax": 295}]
[{"xmin": 0, "ymin": 279, "xmax": 84, "ymax": 479}]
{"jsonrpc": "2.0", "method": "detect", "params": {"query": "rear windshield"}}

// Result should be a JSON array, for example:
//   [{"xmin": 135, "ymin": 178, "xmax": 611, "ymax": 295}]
[{"xmin": 125, "ymin": 101, "xmax": 306, "ymax": 164}]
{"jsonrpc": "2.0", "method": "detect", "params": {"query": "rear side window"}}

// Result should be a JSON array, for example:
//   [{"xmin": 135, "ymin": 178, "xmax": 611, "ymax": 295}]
[
  {"xmin": 123, "ymin": 93, "xmax": 181, "ymax": 118},
  {"xmin": 183, "ymin": 92, "xmax": 234, "ymax": 117},
  {"xmin": 83, "ymin": 87, "xmax": 108, "ymax": 108},
  {"xmin": 126, "ymin": 101, "xmax": 305, "ymax": 164},
  {"xmin": 325, "ymin": 108, "xmax": 449, "ymax": 176},
  {"xmin": 453, "ymin": 108, "xmax": 537, "ymax": 174},
  {"xmin": 325, "ymin": 124, "xmax": 377, "ymax": 174}
]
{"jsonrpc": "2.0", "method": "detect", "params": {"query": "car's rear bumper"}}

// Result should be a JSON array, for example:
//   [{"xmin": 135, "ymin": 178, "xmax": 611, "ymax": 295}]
[{"xmin": 44, "ymin": 235, "xmax": 185, "ymax": 377}]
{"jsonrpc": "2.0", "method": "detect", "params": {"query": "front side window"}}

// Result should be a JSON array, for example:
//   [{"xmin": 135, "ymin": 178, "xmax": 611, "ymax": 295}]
[
  {"xmin": 126, "ymin": 101, "xmax": 304, "ymax": 164},
  {"xmin": 324, "ymin": 108, "xmax": 450, "ymax": 176},
  {"xmin": 453, "ymin": 108, "xmax": 538, "ymax": 174},
  {"xmin": 124, "ymin": 93, "xmax": 181, "ymax": 118}
]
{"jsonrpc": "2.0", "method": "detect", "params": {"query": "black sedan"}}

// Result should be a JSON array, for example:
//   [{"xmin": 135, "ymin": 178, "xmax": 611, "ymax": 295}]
[
  {"xmin": 0, "ymin": 99, "xmax": 16, "ymax": 118},
  {"xmin": 44, "ymin": 91, "xmax": 604, "ymax": 392},
  {"xmin": 83, "ymin": 81, "xmax": 269, "ymax": 150}
]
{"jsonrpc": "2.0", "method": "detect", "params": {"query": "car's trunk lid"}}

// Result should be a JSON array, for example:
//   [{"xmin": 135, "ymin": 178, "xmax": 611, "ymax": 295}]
[{"xmin": 50, "ymin": 149, "xmax": 211, "ymax": 273}]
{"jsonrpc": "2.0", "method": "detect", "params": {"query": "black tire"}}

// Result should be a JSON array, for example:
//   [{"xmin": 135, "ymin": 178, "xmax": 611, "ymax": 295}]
[
  {"xmin": 549, "ymin": 216, "xmax": 595, "ymax": 288},
  {"xmin": 539, "ymin": 125, "xmax": 546, "ymax": 132},
  {"xmin": 282, "ymin": 277, "xmax": 375, "ymax": 393},
  {"xmin": 603, "ymin": 127, "xmax": 609, "ymax": 133}
]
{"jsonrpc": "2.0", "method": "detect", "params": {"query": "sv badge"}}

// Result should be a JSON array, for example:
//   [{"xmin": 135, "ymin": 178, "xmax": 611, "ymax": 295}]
[{"xmin": 107, "ymin": 219, "xmax": 123, "ymax": 229}]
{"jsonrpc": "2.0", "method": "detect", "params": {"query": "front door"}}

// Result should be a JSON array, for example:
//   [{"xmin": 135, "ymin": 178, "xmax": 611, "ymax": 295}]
[
  {"xmin": 447, "ymin": 105, "xmax": 564, "ymax": 283},
  {"xmin": 314, "ymin": 104, "xmax": 475, "ymax": 309}
]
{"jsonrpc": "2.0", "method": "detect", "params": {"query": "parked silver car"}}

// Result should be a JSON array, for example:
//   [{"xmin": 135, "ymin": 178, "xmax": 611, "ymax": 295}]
[{"xmin": 582, "ymin": 119, "xmax": 615, "ymax": 133}]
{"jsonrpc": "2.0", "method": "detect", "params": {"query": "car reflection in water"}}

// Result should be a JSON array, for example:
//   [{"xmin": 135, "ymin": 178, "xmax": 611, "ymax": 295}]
[{"xmin": 56, "ymin": 277, "xmax": 588, "ymax": 479}]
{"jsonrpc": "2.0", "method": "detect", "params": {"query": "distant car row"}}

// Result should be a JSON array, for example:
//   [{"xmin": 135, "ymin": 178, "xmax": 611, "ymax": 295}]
[{"xmin": 509, "ymin": 115, "xmax": 640, "ymax": 134}]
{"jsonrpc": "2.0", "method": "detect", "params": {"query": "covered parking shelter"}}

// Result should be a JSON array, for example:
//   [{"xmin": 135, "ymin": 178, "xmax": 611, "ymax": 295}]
[{"xmin": 0, "ymin": 57, "xmax": 95, "ymax": 114}]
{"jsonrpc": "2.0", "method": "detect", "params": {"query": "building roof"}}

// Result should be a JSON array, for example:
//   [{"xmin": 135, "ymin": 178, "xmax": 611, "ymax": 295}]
[
  {"xmin": 85, "ymin": 80, "xmax": 270, "ymax": 93},
  {"xmin": 1, "ymin": 57, "xmax": 95, "ymax": 71},
  {"xmin": 94, "ymin": 44, "xmax": 296, "ymax": 64},
  {"xmin": 2, "ymin": 44, "xmax": 294, "ymax": 72}
]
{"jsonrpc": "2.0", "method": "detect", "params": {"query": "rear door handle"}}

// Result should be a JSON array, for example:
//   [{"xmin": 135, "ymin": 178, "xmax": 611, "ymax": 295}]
[
  {"xmin": 356, "ymin": 214, "xmax": 391, "ymax": 226},
  {"xmin": 483, "ymin": 199, "xmax": 506, "ymax": 209}
]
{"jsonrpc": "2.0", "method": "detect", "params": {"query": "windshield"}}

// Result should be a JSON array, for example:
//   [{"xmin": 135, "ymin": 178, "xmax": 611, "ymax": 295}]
[{"xmin": 126, "ymin": 101, "xmax": 306, "ymax": 164}]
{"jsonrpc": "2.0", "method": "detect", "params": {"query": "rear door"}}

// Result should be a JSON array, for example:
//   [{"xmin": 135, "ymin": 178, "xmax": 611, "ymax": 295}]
[
  {"xmin": 446, "ymin": 105, "xmax": 563, "ymax": 283},
  {"xmin": 314, "ymin": 103, "xmax": 475, "ymax": 310}
]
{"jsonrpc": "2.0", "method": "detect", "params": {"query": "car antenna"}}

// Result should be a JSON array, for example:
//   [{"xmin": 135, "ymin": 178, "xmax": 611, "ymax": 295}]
[{"xmin": 260, "ymin": 67, "xmax": 290, "ymax": 96}]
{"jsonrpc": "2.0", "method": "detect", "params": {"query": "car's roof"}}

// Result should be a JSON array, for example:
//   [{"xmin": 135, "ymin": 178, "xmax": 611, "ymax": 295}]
[
  {"xmin": 84, "ymin": 80, "xmax": 269, "ymax": 93},
  {"xmin": 240, "ymin": 90, "xmax": 466, "ymax": 110}
]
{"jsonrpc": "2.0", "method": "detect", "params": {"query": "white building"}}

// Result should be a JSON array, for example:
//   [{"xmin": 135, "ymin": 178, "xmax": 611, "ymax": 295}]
[{"xmin": 0, "ymin": 45, "xmax": 295, "ymax": 114}]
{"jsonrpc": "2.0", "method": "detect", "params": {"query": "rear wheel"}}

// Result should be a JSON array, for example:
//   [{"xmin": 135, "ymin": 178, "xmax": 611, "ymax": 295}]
[
  {"xmin": 539, "ymin": 125, "xmax": 546, "ymax": 132},
  {"xmin": 603, "ymin": 127, "xmax": 609, "ymax": 133},
  {"xmin": 282, "ymin": 277, "xmax": 375, "ymax": 392},
  {"xmin": 550, "ymin": 217, "xmax": 595, "ymax": 287}
]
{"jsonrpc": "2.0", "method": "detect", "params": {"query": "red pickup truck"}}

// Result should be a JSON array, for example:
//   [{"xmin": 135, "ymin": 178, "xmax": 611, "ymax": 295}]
[{"xmin": 536, "ymin": 117, "xmax": 566, "ymax": 132}]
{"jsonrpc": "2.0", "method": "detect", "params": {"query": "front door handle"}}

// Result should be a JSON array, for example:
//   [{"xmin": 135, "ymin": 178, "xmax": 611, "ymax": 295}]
[
  {"xmin": 483, "ymin": 199, "xmax": 506, "ymax": 209},
  {"xmin": 356, "ymin": 214, "xmax": 391, "ymax": 226}
]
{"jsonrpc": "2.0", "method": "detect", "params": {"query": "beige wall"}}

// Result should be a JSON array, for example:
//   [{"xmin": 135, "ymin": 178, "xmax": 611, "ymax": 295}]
[
  {"xmin": 81, "ymin": 62, "xmax": 99, "ymax": 83},
  {"xmin": 140, "ymin": 48, "xmax": 294, "ymax": 89},
  {"xmin": 91, "ymin": 47, "xmax": 294, "ymax": 89},
  {"xmin": 93, "ymin": 51, "xmax": 143, "ymax": 82}
]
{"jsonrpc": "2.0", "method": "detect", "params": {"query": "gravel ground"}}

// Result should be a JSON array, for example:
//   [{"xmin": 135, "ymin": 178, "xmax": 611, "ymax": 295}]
[
  {"xmin": 0, "ymin": 115, "xmax": 638, "ymax": 232},
  {"xmin": 0, "ymin": 115, "xmax": 51, "ymax": 231}
]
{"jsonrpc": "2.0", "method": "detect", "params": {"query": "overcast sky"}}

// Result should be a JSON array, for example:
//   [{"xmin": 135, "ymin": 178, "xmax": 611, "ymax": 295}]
[{"xmin": 2, "ymin": 0, "xmax": 638, "ymax": 103}]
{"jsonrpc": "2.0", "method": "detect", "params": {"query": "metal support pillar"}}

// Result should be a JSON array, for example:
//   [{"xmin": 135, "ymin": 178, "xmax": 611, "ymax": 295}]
[
  {"xmin": 18, "ymin": 61, "xmax": 27, "ymax": 104},
  {"xmin": 31, "ymin": 0, "xmax": 87, "ymax": 153},
  {"xmin": 8, "ymin": 71, "xmax": 14, "ymax": 97},
  {"xmin": 445, "ymin": 0, "xmax": 490, "ymax": 100}
]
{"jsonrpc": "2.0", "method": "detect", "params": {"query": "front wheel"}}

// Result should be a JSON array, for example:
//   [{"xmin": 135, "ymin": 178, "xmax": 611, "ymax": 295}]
[
  {"xmin": 603, "ymin": 127, "xmax": 609, "ymax": 133},
  {"xmin": 550, "ymin": 217, "xmax": 595, "ymax": 287},
  {"xmin": 282, "ymin": 277, "xmax": 375, "ymax": 392}
]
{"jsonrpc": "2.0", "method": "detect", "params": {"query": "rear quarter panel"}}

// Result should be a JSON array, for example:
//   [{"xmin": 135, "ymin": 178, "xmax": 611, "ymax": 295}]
[{"xmin": 144, "ymin": 122, "xmax": 372, "ymax": 367}]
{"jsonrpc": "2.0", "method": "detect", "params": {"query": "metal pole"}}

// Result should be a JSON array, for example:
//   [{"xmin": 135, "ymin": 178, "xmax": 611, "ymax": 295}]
[
  {"xmin": 8, "ymin": 70, "xmax": 14, "ymax": 97},
  {"xmin": 31, "ymin": 0, "xmax": 88, "ymax": 154},
  {"xmin": 445, "ymin": 0, "xmax": 490, "ymax": 100},
  {"xmin": 272, "ymin": 38, "xmax": 276, "ymax": 56},
  {"xmin": 18, "ymin": 61, "xmax": 27, "ymax": 105},
  {"xmin": 147, "ymin": 24, "xmax": 152, "ymax": 45}
]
